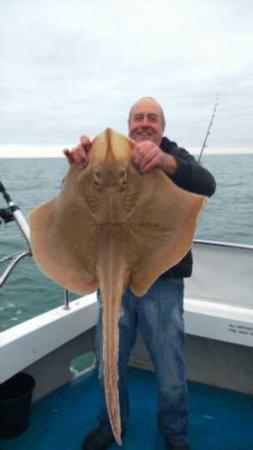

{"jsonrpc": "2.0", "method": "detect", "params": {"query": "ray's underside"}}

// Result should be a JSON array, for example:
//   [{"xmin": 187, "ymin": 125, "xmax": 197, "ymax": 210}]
[{"xmin": 29, "ymin": 128, "xmax": 206, "ymax": 445}]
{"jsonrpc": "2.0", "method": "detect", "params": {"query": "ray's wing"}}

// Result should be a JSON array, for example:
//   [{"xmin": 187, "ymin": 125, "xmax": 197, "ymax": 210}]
[
  {"xmin": 29, "ymin": 165, "xmax": 99, "ymax": 294},
  {"xmin": 128, "ymin": 169, "xmax": 207, "ymax": 296}
]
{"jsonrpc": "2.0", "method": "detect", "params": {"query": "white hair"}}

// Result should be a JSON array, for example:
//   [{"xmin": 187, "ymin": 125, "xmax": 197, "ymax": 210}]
[{"xmin": 128, "ymin": 97, "xmax": 166, "ymax": 129}]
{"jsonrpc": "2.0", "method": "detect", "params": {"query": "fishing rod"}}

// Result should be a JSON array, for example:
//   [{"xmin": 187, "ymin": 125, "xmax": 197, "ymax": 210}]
[
  {"xmin": 0, "ymin": 181, "xmax": 30, "ymax": 243},
  {"xmin": 0, "ymin": 181, "xmax": 70, "ymax": 307},
  {"xmin": 198, "ymin": 94, "xmax": 219, "ymax": 163},
  {"xmin": 0, "ymin": 181, "xmax": 31, "ymax": 288}
]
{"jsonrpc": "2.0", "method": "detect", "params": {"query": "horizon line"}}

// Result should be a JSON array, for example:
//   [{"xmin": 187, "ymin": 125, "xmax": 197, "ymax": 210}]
[{"xmin": 0, "ymin": 144, "xmax": 253, "ymax": 158}]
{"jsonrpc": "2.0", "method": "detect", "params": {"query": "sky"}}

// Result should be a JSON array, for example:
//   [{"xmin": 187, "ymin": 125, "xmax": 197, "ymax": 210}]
[{"xmin": 0, "ymin": 0, "xmax": 252, "ymax": 157}]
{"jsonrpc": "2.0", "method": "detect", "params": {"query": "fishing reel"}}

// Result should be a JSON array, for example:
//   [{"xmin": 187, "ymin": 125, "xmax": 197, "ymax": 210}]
[
  {"xmin": 0, "ymin": 182, "xmax": 16, "ymax": 224},
  {"xmin": 0, "ymin": 183, "xmax": 13, "ymax": 224},
  {"xmin": 0, "ymin": 207, "xmax": 14, "ymax": 225}
]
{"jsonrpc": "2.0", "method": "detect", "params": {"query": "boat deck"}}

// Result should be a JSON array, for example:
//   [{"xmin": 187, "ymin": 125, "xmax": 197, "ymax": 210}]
[{"xmin": 0, "ymin": 367, "xmax": 252, "ymax": 450}]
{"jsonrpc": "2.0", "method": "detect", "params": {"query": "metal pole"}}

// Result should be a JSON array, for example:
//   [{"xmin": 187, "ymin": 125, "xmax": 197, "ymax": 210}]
[
  {"xmin": 63, "ymin": 289, "xmax": 70, "ymax": 310},
  {"xmin": 0, "ymin": 250, "xmax": 30, "ymax": 288}
]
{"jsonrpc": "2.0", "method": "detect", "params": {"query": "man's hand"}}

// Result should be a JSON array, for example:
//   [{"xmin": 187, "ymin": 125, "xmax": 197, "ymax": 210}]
[
  {"xmin": 131, "ymin": 141, "xmax": 177, "ymax": 175},
  {"xmin": 63, "ymin": 135, "xmax": 92, "ymax": 165}
]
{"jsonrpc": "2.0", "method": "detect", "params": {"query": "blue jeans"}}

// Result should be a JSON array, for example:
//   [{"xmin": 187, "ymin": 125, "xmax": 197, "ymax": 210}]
[{"xmin": 96, "ymin": 276, "xmax": 188, "ymax": 444}]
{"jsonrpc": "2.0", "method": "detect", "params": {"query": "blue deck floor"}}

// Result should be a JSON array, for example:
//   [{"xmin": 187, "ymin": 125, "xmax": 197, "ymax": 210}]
[{"xmin": 0, "ymin": 367, "xmax": 253, "ymax": 450}]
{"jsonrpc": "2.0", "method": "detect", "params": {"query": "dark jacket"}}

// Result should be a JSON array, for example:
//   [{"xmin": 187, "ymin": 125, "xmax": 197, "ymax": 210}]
[{"xmin": 159, "ymin": 136, "xmax": 216, "ymax": 278}]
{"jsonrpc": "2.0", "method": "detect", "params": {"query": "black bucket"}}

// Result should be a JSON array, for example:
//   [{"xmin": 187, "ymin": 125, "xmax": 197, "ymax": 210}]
[{"xmin": 0, "ymin": 372, "xmax": 35, "ymax": 438}]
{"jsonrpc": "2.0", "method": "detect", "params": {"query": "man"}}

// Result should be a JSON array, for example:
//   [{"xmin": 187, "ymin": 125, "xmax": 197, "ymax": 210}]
[{"xmin": 64, "ymin": 97, "xmax": 216, "ymax": 450}]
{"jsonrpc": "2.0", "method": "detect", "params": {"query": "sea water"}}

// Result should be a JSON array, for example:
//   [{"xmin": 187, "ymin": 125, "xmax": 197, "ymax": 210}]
[{"xmin": 0, "ymin": 155, "xmax": 252, "ymax": 331}]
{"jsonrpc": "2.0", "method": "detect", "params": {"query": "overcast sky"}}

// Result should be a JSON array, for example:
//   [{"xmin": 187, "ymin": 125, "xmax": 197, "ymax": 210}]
[{"xmin": 0, "ymin": 0, "xmax": 252, "ymax": 157}]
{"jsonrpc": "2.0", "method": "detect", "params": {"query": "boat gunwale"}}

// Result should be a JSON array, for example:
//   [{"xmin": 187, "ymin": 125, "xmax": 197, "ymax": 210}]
[{"xmin": 194, "ymin": 238, "xmax": 253, "ymax": 250}]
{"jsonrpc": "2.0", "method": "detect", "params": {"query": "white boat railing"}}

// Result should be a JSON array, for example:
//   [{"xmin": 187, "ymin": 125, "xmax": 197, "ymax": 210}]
[
  {"xmin": 187, "ymin": 238, "xmax": 253, "ymax": 310},
  {"xmin": 184, "ymin": 239, "xmax": 253, "ymax": 348}
]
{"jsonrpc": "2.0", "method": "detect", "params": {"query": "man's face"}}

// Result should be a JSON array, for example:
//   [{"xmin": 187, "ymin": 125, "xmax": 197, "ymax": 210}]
[{"xmin": 128, "ymin": 99, "xmax": 165, "ymax": 146}]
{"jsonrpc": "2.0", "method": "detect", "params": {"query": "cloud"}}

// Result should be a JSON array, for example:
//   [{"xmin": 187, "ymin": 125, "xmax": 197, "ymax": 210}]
[{"xmin": 0, "ymin": 0, "xmax": 252, "ymax": 155}]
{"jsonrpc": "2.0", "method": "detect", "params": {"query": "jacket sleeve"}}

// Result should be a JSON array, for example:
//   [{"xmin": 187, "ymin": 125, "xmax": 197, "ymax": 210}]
[{"xmin": 169, "ymin": 146, "xmax": 216, "ymax": 197}]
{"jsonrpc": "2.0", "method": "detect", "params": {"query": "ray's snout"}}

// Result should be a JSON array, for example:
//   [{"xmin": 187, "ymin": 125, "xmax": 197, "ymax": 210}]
[{"xmin": 92, "ymin": 163, "xmax": 129, "ymax": 189}]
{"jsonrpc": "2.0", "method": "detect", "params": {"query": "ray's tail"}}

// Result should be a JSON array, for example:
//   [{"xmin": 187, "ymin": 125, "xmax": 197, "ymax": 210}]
[{"xmin": 96, "ymin": 234, "xmax": 129, "ymax": 446}]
